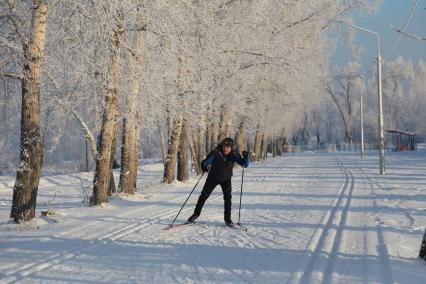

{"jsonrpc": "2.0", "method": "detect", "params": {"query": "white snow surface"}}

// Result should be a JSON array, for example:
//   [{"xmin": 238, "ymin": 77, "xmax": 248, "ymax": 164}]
[{"xmin": 1, "ymin": 152, "xmax": 426, "ymax": 283}]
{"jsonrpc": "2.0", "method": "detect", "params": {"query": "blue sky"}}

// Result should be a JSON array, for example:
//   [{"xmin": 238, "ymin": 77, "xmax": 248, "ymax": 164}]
[{"xmin": 331, "ymin": 0, "xmax": 426, "ymax": 68}]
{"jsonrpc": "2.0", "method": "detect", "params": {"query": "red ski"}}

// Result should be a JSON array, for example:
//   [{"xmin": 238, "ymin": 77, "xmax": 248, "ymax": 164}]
[{"xmin": 165, "ymin": 222, "xmax": 193, "ymax": 231}]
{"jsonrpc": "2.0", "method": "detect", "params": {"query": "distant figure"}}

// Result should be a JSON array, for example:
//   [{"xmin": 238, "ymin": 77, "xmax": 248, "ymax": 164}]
[{"xmin": 187, "ymin": 138, "xmax": 249, "ymax": 226}]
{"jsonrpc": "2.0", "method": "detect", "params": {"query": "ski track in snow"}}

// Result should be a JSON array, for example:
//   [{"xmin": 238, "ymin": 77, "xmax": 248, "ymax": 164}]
[
  {"xmin": 288, "ymin": 158, "xmax": 356, "ymax": 284},
  {"xmin": 1, "ymin": 152, "xmax": 426, "ymax": 283},
  {"xmin": 359, "ymin": 167, "xmax": 395, "ymax": 284}
]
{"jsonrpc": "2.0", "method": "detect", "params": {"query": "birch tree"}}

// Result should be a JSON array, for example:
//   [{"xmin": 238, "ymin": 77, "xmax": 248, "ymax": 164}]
[
  {"xmin": 2, "ymin": 0, "xmax": 49, "ymax": 222},
  {"xmin": 119, "ymin": 2, "xmax": 146, "ymax": 194},
  {"xmin": 91, "ymin": 10, "xmax": 124, "ymax": 205}
]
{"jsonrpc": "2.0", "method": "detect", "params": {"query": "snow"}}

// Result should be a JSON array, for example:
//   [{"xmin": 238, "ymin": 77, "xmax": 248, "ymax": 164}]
[{"xmin": 1, "ymin": 152, "xmax": 426, "ymax": 283}]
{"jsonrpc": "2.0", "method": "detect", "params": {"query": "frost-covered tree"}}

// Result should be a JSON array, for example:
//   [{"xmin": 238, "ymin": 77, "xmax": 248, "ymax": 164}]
[
  {"xmin": 0, "ymin": 0, "xmax": 386, "ymax": 216},
  {"xmin": 382, "ymin": 57, "xmax": 414, "ymax": 131},
  {"xmin": 326, "ymin": 63, "xmax": 363, "ymax": 146},
  {"xmin": 2, "ymin": 0, "xmax": 49, "ymax": 222},
  {"xmin": 119, "ymin": 2, "xmax": 146, "ymax": 194}
]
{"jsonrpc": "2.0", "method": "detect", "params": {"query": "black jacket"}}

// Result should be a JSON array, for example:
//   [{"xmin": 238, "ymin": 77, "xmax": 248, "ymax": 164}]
[{"xmin": 201, "ymin": 148, "xmax": 248, "ymax": 183}]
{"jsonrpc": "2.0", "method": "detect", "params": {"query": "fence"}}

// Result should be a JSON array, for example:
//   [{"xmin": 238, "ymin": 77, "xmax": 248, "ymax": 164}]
[{"xmin": 288, "ymin": 143, "xmax": 377, "ymax": 153}]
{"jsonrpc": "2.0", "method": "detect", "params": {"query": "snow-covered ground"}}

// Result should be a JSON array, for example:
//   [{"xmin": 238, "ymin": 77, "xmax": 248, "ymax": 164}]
[{"xmin": 1, "ymin": 151, "xmax": 426, "ymax": 283}]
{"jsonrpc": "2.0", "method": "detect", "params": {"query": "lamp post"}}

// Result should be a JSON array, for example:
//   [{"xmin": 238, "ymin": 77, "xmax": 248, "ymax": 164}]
[
  {"xmin": 335, "ymin": 20, "xmax": 385, "ymax": 175},
  {"xmin": 360, "ymin": 95, "xmax": 364, "ymax": 159}
]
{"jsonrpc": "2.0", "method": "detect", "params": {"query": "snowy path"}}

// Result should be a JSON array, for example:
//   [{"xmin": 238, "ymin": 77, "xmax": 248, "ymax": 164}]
[{"xmin": 1, "ymin": 152, "xmax": 426, "ymax": 283}]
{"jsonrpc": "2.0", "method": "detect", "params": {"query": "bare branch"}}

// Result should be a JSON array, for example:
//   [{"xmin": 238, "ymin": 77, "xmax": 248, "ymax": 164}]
[
  {"xmin": 51, "ymin": 94, "xmax": 99, "ymax": 162},
  {"xmin": 222, "ymin": 50, "xmax": 263, "ymax": 57},
  {"xmin": 239, "ymin": 61, "xmax": 290, "ymax": 71},
  {"xmin": 120, "ymin": 41, "xmax": 144, "ymax": 63},
  {"xmin": 43, "ymin": 72, "xmax": 98, "ymax": 161},
  {"xmin": 326, "ymin": 83, "xmax": 350, "ymax": 141},
  {"xmin": 0, "ymin": 72, "xmax": 23, "ymax": 80},
  {"xmin": 4, "ymin": 0, "xmax": 29, "ymax": 46},
  {"xmin": 0, "ymin": 35, "xmax": 22, "ymax": 52},
  {"xmin": 271, "ymin": 3, "xmax": 332, "ymax": 39},
  {"xmin": 219, "ymin": 0, "xmax": 238, "ymax": 9}
]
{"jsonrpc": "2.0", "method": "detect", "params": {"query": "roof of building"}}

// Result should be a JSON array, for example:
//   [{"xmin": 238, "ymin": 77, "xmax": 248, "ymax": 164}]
[{"xmin": 385, "ymin": 129, "xmax": 416, "ymax": 136}]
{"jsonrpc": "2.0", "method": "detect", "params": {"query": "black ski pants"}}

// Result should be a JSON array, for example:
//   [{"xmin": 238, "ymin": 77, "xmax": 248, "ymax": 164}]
[{"xmin": 193, "ymin": 178, "xmax": 232, "ymax": 222}]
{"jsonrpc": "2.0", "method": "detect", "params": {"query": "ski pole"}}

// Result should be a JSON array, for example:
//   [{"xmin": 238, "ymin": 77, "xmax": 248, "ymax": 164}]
[
  {"xmin": 237, "ymin": 167, "xmax": 245, "ymax": 225},
  {"xmin": 168, "ymin": 172, "xmax": 205, "ymax": 228}
]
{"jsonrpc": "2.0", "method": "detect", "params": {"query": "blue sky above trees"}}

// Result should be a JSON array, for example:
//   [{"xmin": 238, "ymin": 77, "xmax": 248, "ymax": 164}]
[{"xmin": 331, "ymin": 0, "xmax": 426, "ymax": 68}]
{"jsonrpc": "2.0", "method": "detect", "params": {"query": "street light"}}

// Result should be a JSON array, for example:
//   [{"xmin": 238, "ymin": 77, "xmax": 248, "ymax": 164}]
[
  {"xmin": 360, "ymin": 95, "xmax": 364, "ymax": 159},
  {"xmin": 335, "ymin": 20, "xmax": 385, "ymax": 175}
]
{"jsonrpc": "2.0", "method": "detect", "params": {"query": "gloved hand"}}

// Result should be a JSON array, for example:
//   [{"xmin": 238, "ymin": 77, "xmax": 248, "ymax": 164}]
[
  {"xmin": 201, "ymin": 162, "xmax": 210, "ymax": 173},
  {"xmin": 242, "ymin": 151, "xmax": 249, "ymax": 159}
]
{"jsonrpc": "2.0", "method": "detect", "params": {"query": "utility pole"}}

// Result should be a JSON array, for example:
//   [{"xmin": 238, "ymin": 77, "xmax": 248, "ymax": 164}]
[
  {"xmin": 360, "ymin": 95, "xmax": 365, "ymax": 159},
  {"xmin": 335, "ymin": 20, "xmax": 385, "ymax": 175}
]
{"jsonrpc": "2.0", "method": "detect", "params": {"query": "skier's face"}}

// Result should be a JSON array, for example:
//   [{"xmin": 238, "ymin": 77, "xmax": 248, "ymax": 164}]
[{"xmin": 223, "ymin": 145, "xmax": 231, "ymax": 155}]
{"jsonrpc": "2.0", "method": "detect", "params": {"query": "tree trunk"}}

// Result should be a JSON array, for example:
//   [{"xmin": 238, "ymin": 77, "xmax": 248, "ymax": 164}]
[
  {"xmin": 235, "ymin": 119, "xmax": 245, "ymax": 154},
  {"xmin": 163, "ymin": 33, "xmax": 189, "ymax": 183},
  {"xmin": 91, "ymin": 15, "xmax": 123, "ymax": 205},
  {"xmin": 119, "ymin": 117, "xmax": 135, "ymax": 193},
  {"xmin": 108, "ymin": 114, "xmax": 119, "ymax": 196},
  {"xmin": 272, "ymin": 136, "xmax": 276, "ymax": 157},
  {"xmin": 253, "ymin": 127, "xmax": 262, "ymax": 162},
  {"xmin": 247, "ymin": 140, "xmax": 254, "ymax": 162},
  {"xmin": 10, "ymin": 0, "xmax": 49, "ymax": 223},
  {"xmin": 260, "ymin": 133, "xmax": 268, "ymax": 160},
  {"xmin": 163, "ymin": 114, "xmax": 183, "ymax": 183},
  {"xmin": 131, "ymin": 128, "xmax": 140, "ymax": 192},
  {"xmin": 197, "ymin": 96, "xmax": 206, "ymax": 164},
  {"xmin": 119, "ymin": 9, "xmax": 144, "ymax": 194},
  {"xmin": 177, "ymin": 121, "xmax": 189, "ymax": 181},
  {"xmin": 163, "ymin": 94, "xmax": 183, "ymax": 183},
  {"xmin": 119, "ymin": 112, "xmax": 139, "ymax": 194},
  {"xmin": 275, "ymin": 137, "xmax": 282, "ymax": 156},
  {"xmin": 187, "ymin": 128, "xmax": 201, "ymax": 174},
  {"xmin": 163, "ymin": 100, "xmax": 175, "ymax": 179},
  {"xmin": 206, "ymin": 103, "xmax": 213, "ymax": 153},
  {"xmin": 327, "ymin": 83, "xmax": 354, "ymax": 151},
  {"xmin": 192, "ymin": 130, "xmax": 199, "ymax": 162},
  {"xmin": 211, "ymin": 110, "xmax": 219, "ymax": 148},
  {"xmin": 159, "ymin": 126, "xmax": 167, "ymax": 165},
  {"xmin": 166, "ymin": 103, "xmax": 174, "ymax": 144}
]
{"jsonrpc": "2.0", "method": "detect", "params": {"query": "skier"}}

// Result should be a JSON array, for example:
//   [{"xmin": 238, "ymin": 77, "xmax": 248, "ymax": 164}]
[{"xmin": 187, "ymin": 137, "xmax": 249, "ymax": 226}]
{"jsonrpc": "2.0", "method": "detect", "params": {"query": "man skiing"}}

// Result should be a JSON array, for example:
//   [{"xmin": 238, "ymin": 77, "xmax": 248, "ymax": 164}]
[{"xmin": 187, "ymin": 137, "xmax": 249, "ymax": 226}]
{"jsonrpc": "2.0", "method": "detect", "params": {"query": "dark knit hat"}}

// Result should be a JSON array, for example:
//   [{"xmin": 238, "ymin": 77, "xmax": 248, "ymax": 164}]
[{"xmin": 221, "ymin": 137, "xmax": 234, "ymax": 148}]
